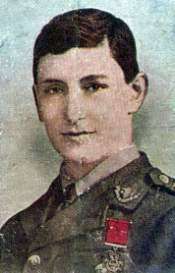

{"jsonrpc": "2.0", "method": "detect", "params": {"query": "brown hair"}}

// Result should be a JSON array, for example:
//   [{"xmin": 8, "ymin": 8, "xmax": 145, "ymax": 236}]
[{"xmin": 33, "ymin": 8, "xmax": 139, "ymax": 84}]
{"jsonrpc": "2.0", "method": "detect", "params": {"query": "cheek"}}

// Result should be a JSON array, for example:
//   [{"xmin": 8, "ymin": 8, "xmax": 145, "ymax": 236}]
[
  {"xmin": 41, "ymin": 99, "xmax": 65, "ymax": 123},
  {"xmin": 91, "ymin": 93, "xmax": 124, "ymax": 120},
  {"xmin": 91, "ymin": 97, "xmax": 128, "ymax": 134}
]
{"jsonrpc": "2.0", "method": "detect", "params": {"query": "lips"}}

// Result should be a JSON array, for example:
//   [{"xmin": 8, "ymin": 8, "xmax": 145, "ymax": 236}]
[
  {"xmin": 62, "ymin": 131, "xmax": 95, "ymax": 136},
  {"xmin": 61, "ymin": 130, "xmax": 95, "ymax": 143}
]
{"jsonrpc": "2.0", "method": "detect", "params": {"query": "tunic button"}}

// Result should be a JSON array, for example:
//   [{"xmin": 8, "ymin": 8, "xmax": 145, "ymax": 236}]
[
  {"xmin": 159, "ymin": 174, "xmax": 169, "ymax": 184},
  {"xmin": 27, "ymin": 254, "xmax": 41, "ymax": 266}
]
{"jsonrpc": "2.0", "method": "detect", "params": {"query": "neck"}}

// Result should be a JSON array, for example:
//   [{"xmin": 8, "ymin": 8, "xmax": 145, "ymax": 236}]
[
  {"xmin": 63, "ymin": 143, "xmax": 138, "ymax": 181},
  {"xmin": 63, "ymin": 156, "xmax": 107, "ymax": 181}
]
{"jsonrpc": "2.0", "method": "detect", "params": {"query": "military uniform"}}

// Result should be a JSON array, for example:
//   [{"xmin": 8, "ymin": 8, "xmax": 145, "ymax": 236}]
[{"xmin": 1, "ymin": 152, "xmax": 175, "ymax": 273}]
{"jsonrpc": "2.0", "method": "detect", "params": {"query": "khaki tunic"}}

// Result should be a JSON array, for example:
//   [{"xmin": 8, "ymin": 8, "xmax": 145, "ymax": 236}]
[{"xmin": 1, "ymin": 152, "xmax": 175, "ymax": 273}]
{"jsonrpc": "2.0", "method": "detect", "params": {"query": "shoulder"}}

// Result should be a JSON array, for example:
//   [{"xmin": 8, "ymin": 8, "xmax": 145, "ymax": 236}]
[
  {"xmin": 142, "ymin": 166, "xmax": 175, "ymax": 215},
  {"xmin": 0, "ymin": 176, "xmax": 62, "ymax": 234},
  {"xmin": 148, "ymin": 167, "xmax": 175, "ymax": 193},
  {"xmin": 132, "ymin": 166, "xmax": 175, "ymax": 232},
  {"xmin": 0, "ymin": 176, "xmax": 62, "ymax": 261},
  {"xmin": 0, "ymin": 210, "xmax": 30, "ymax": 270},
  {"xmin": 111, "ymin": 152, "xmax": 175, "ymax": 211}
]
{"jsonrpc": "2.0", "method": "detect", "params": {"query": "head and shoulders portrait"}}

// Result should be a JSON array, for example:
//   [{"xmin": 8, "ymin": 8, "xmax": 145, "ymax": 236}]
[{"xmin": 0, "ymin": 3, "xmax": 175, "ymax": 273}]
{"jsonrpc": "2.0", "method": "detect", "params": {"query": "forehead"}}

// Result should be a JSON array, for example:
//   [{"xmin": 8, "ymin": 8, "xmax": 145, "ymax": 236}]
[{"xmin": 37, "ymin": 39, "xmax": 125, "ymax": 83}]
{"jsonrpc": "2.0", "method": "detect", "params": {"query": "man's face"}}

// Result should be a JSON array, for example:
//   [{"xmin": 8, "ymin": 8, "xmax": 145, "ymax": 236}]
[{"xmin": 35, "ymin": 40, "xmax": 140, "ymax": 163}]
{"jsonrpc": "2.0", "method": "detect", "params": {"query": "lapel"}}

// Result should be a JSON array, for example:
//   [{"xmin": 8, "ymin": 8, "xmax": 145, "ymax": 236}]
[
  {"xmin": 28, "ymin": 174, "xmax": 113, "ymax": 252},
  {"xmin": 20, "ymin": 176, "xmax": 64, "ymax": 237}
]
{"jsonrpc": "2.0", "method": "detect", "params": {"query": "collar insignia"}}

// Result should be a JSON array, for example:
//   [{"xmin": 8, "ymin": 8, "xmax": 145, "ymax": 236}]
[{"xmin": 114, "ymin": 185, "xmax": 142, "ymax": 203}]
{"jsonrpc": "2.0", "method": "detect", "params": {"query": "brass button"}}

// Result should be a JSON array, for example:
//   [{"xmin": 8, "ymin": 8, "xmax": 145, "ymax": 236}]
[
  {"xmin": 27, "ymin": 254, "xmax": 41, "ymax": 266},
  {"xmin": 159, "ymin": 174, "xmax": 169, "ymax": 184}
]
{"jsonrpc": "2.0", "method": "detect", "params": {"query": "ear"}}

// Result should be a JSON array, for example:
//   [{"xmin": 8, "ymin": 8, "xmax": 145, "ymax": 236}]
[
  {"xmin": 32, "ymin": 84, "xmax": 44, "ymax": 122},
  {"xmin": 128, "ymin": 72, "xmax": 148, "ymax": 114}
]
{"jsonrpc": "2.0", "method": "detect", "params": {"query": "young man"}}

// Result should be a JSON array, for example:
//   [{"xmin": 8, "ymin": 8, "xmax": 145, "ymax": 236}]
[{"xmin": 1, "ymin": 8, "xmax": 175, "ymax": 273}]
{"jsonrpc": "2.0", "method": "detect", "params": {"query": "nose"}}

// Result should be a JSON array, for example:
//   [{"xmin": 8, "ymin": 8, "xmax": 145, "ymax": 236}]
[{"xmin": 65, "ymin": 92, "xmax": 85, "ymax": 125}]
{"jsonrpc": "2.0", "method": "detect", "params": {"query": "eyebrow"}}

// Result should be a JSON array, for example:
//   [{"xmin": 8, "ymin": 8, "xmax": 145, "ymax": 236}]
[
  {"xmin": 38, "ymin": 75, "xmax": 107, "ymax": 86},
  {"xmin": 80, "ymin": 74, "xmax": 107, "ymax": 85},
  {"xmin": 38, "ymin": 79, "xmax": 66, "ymax": 85}
]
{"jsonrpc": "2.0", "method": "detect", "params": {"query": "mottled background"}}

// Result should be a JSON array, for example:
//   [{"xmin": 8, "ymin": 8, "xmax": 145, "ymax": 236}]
[{"xmin": 0, "ymin": 0, "xmax": 175, "ymax": 227}]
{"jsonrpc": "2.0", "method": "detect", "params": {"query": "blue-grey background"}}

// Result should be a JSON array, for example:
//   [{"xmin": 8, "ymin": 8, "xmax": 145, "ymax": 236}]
[{"xmin": 0, "ymin": 0, "xmax": 175, "ymax": 227}]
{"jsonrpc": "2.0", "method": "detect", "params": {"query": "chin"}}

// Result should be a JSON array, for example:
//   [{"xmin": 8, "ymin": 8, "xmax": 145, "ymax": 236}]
[{"xmin": 59, "ymin": 146, "xmax": 102, "ymax": 164}]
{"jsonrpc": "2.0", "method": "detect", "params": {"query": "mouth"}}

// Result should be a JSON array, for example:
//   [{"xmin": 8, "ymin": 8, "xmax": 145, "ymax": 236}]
[
  {"xmin": 62, "ymin": 131, "xmax": 95, "ymax": 136},
  {"xmin": 61, "ymin": 130, "xmax": 95, "ymax": 143}
]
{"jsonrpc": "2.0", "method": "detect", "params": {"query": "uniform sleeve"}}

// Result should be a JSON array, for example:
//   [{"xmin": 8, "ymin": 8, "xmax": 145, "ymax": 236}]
[
  {"xmin": 145, "ymin": 207, "xmax": 175, "ymax": 273},
  {"xmin": 0, "ymin": 215, "xmax": 29, "ymax": 272}
]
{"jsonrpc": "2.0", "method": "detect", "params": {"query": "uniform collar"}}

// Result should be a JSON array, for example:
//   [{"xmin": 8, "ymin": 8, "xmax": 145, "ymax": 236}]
[
  {"xmin": 109, "ymin": 151, "xmax": 152, "ymax": 210},
  {"xmin": 72, "ymin": 151, "xmax": 152, "ymax": 211},
  {"xmin": 60, "ymin": 149, "xmax": 152, "ymax": 211}
]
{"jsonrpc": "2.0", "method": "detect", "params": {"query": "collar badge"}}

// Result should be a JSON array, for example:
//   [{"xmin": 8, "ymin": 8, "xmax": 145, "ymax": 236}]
[{"xmin": 114, "ymin": 185, "xmax": 141, "ymax": 203}]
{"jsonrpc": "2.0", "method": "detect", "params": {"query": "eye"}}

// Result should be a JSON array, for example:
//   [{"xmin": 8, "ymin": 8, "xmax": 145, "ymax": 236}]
[
  {"xmin": 84, "ymin": 83, "xmax": 108, "ymax": 93},
  {"xmin": 45, "ymin": 86, "xmax": 65, "ymax": 95}
]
